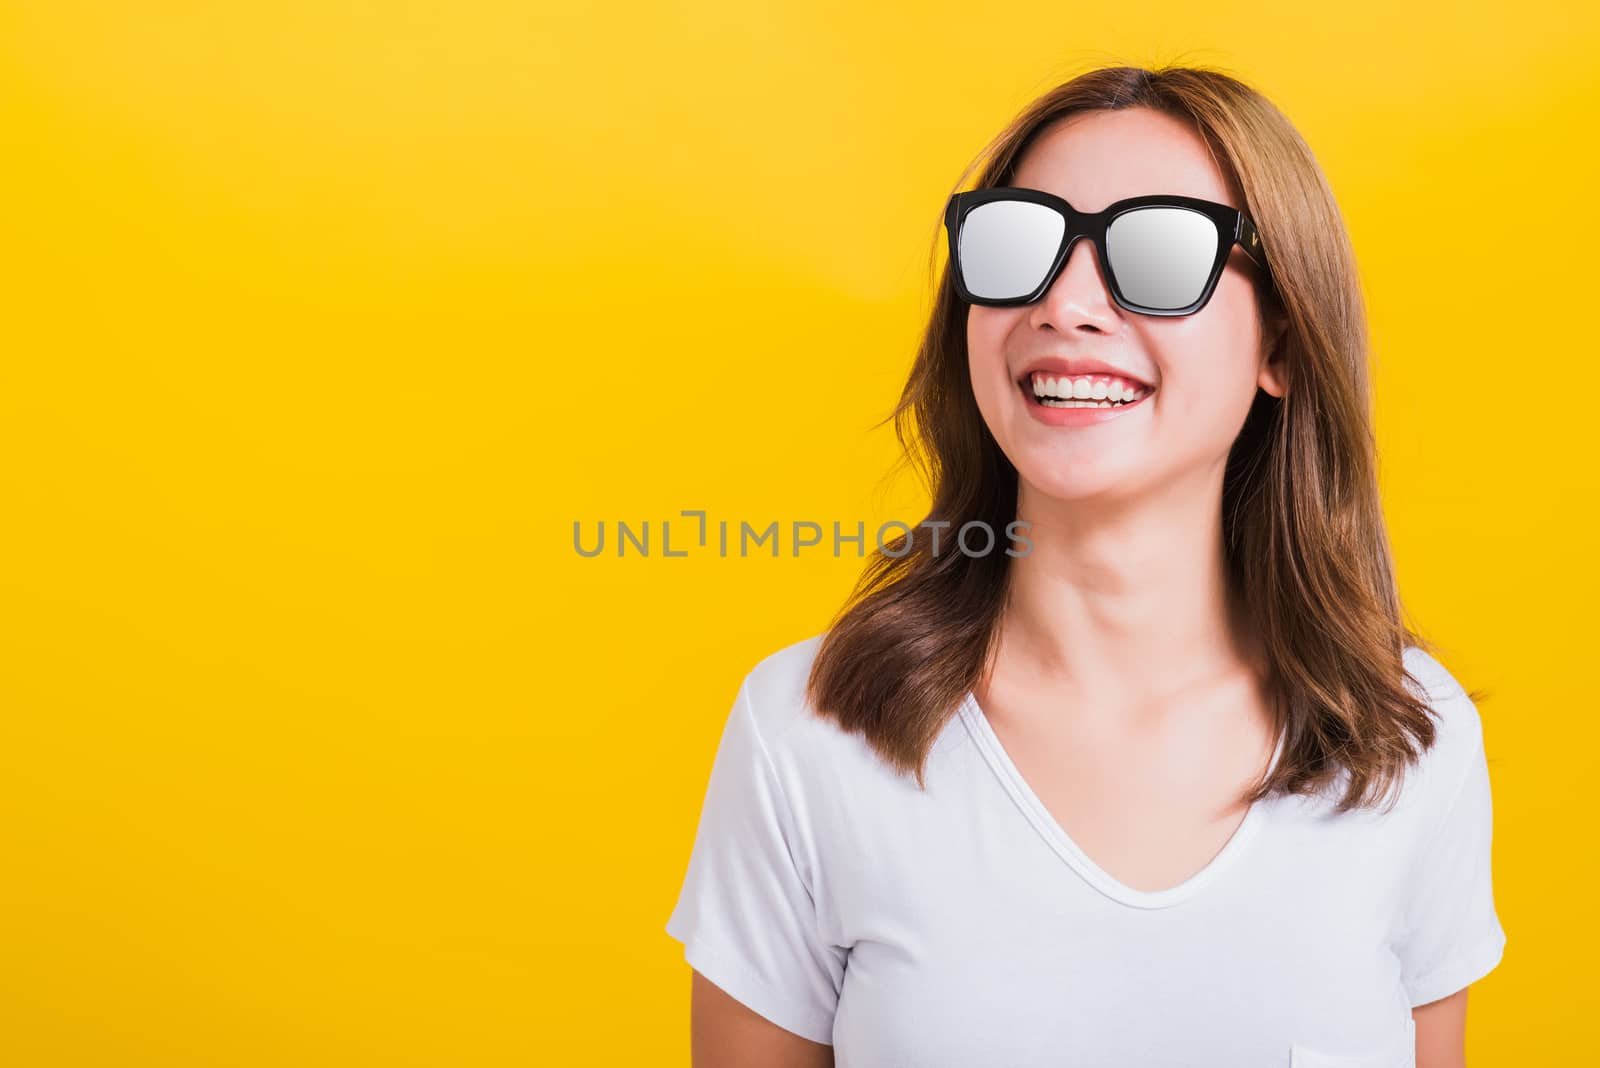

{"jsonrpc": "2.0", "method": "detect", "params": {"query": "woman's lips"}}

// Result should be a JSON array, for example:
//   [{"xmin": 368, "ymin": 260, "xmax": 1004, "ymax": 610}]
[{"xmin": 1018, "ymin": 358, "xmax": 1154, "ymax": 390}]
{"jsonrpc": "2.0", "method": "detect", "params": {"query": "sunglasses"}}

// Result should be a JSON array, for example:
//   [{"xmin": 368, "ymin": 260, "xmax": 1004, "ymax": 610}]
[{"xmin": 944, "ymin": 187, "xmax": 1272, "ymax": 317}]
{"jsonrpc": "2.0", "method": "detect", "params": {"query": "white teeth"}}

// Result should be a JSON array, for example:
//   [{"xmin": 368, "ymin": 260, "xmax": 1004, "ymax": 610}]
[
  {"xmin": 1037, "ymin": 398, "xmax": 1142, "ymax": 409},
  {"xmin": 1029, "ymin": 372, "xmax": 1151, "ymax": 406}
]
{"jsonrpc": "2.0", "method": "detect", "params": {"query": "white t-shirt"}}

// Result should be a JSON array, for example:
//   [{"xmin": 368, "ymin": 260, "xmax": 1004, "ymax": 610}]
[{"xmin": 665, "ymin": 633, "xmax": 1506, "ymax": 1067}]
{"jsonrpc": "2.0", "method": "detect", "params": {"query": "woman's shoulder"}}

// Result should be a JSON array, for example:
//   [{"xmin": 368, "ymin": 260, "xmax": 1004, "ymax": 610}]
[
  {"xmin": 741, "ymin": 631, "xmax": 826, "ymax": 712},
  {"xmin": 1401, "ymin": 644, "xmax": 1486, "ymax": 753},
  {"xmin": 1394, "ymin": 644, "xmax": 1491, "ymax": 812},
  {"xmin": 732, "ymin": 631, "xmax": 915, "ymax": 786},
  {"xmin": 733, "ymin": 632, "xmax": 835, "ymax": 754}
]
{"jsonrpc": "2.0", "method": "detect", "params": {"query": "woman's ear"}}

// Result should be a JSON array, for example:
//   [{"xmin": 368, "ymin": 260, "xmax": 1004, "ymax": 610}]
[{"xmin": 1257, "ymin": 313, "xmax": 1291, "ymax": 398}]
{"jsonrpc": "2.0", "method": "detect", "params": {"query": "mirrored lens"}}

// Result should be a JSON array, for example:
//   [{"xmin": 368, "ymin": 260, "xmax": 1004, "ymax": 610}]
[
  {"xmin": 958, "ymin": 200, "xmax": 1066, "ymax": 300},
  {"xmin": 1105, "ymin": 207, "xmax": 1219, "ymax": 310}
]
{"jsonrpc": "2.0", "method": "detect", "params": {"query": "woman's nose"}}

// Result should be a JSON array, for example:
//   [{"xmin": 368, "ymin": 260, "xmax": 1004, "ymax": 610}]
[{"xmin": 1028, "ymin": 236, "xmax": 1120, "ymax": 333}]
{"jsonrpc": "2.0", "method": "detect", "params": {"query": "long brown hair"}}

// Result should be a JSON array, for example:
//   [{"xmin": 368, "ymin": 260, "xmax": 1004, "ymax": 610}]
[{"xmin": 805, "ymin": 62, "xmax": 1484, "ymax": 813}]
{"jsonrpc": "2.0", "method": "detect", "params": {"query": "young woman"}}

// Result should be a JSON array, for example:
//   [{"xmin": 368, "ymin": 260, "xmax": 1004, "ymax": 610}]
[{"xmin": 665, "ymin": 64, "xmax": 1506, "ymax": 1068}]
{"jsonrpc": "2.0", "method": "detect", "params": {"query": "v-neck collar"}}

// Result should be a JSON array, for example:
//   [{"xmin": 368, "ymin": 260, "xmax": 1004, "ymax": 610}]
[{"xmin": 957, "ymin": 691, "xmax": 1286, "ymax": 910}]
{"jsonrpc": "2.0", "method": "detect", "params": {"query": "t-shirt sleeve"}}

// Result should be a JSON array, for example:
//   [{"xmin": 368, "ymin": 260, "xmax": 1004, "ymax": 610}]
[
  {"xmin": 665, "ymin": 678, "xmax": 845, "ymax": 1045},
  {"xmin": 1393, "ymin": 707, "xmax": 1508, "ymax": 1008}
]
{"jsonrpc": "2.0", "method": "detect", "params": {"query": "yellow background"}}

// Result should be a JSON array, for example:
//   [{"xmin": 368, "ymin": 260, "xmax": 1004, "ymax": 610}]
[{"xmin": 0, "ymin": 1, "xmax": 1590, "ymax": 1062}]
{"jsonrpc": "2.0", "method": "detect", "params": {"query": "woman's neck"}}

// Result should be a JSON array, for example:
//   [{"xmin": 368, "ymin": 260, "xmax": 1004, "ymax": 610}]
[{"xmin": 996, "ymin": 477, "xmax": 1261, "ymax": 710}]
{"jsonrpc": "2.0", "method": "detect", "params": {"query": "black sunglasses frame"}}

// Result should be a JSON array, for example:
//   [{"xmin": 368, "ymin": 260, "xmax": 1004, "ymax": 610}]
[{"xmin": 944, "ymin": 187, "xmax": 1272, "ymax": 317}]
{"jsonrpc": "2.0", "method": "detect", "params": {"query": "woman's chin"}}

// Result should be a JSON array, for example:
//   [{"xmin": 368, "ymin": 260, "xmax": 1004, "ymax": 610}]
[{"xmin": 1017, "ymin": 470, "xmax": 1151, "ymax": 506}]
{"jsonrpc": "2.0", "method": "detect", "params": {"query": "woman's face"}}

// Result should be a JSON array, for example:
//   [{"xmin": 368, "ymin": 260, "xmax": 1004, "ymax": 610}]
[{"xmin": 967, "ymin": 107, "xmax": 1288, "ymax": 507}]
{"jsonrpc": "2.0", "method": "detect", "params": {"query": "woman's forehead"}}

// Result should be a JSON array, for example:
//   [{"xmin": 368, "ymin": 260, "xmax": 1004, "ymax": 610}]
[{"xmin": 1012, "ymin": 108, "xmax": 1241, "ymax": 213}]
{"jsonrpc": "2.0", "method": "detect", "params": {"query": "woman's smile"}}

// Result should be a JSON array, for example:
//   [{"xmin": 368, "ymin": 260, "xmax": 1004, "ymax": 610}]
[{"xmin": 1019, "ymin": 371, "xmax": 1156, "ymax": 426}]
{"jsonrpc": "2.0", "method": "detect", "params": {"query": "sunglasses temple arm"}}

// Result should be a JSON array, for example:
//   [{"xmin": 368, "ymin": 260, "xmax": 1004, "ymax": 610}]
[{"xmin": 1236, "ymin": 213, "xmax": 1270, "ymax": 272}]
